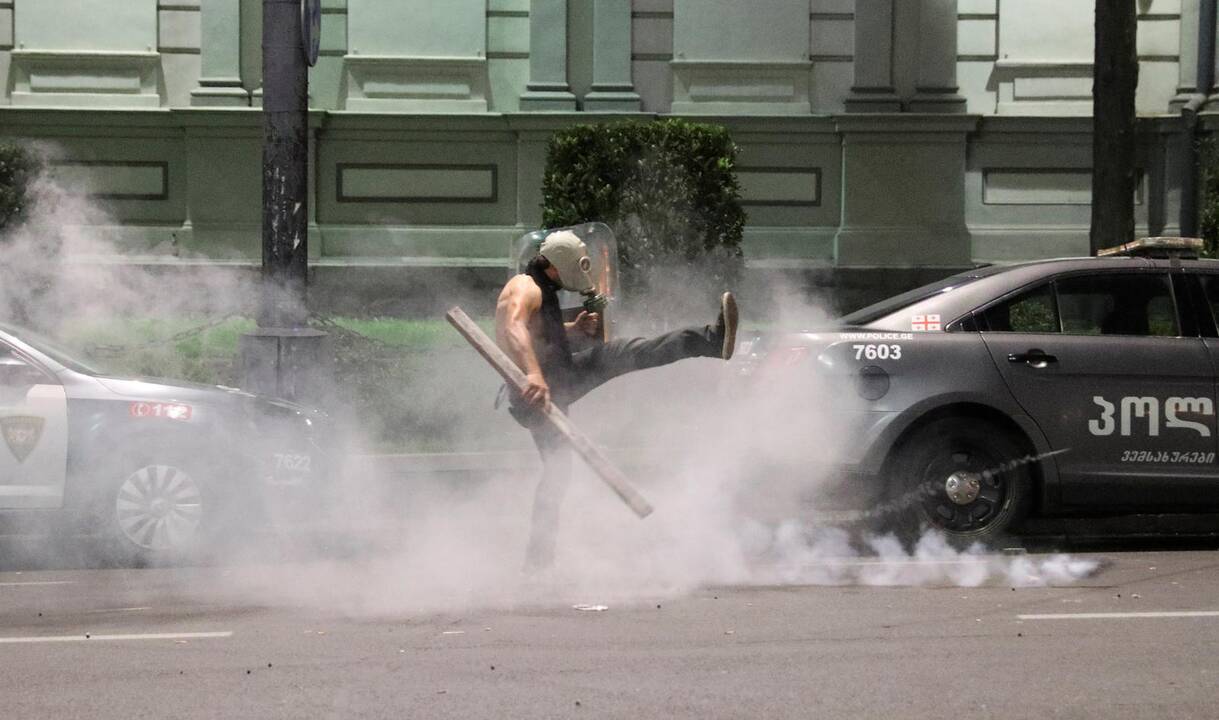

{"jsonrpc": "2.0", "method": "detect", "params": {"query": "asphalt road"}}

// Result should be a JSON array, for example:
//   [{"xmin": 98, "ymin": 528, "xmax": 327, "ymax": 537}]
[{"xmin": 1, "ymin": 548, "xmax": 1217, "ymax": 719}]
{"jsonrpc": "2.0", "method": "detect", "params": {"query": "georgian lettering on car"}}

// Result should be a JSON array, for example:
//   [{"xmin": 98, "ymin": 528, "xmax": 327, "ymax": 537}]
[{"xmin": 1088, "ymin": 395, "xmax": 1214, "ymax": 438}]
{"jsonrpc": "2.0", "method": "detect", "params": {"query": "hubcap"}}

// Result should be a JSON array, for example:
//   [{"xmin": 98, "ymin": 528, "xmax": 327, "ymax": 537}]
[
  {"xmin": 944, "ymin": 472, "xmax": 982, "ymax": 505},
  {"xmin": 115, "ymin": 465, "xmax": 203, "ymax": 551},
  {"xmin": 918, "ymin": 447, "xmax": 1007, "ymax": 533}
]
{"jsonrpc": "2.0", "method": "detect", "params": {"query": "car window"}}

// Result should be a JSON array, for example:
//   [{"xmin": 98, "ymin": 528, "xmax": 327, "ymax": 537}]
[
  {"xmin": 0, "ymin": 324, "xmax": 101, "ymax": 375},
  {"xmin": 981, "ymin": 273, "xmax": 1180, "ymax": 337},
  {"xmin": 1195, "ymin": 274, "xmax": 1219, "ymax": 334},
  {"xmin": 0, "ymin": 342, "xmax": 57, "ymax": 387},
  {"xmin": 981, "ymin": 283, "xmax": 1058, "ymax": 333},
  {"xmin": 839, "ymin": 269, "xmax": 992, "ymax": 325},
  {"xmin": 1055, "ymin": 273, "xmax": 1178, "ymax": 337}
]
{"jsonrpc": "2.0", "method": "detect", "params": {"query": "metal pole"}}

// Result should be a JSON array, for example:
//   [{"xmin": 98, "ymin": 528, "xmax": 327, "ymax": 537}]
[
  {"xmin": 261, "ymin": 0, "xmax": 309, "ymax": 328},
  {"xmin": 239, "ymin": 0, "xmax": 330, "ymax": 404}
]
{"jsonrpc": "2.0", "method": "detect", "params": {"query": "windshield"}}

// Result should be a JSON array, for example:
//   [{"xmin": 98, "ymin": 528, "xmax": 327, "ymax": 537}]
[
  {"xmin": 0, "ymin": 322, "xmax": 104, "ymax": 375},
  {"xmin": 838, "ymin": 266, "xmax": 1000, "ymax": 326}
]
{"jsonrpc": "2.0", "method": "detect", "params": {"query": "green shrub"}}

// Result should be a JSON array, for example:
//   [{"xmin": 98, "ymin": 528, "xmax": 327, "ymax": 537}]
[
  {"xmin": 0, "ymin": 142, "xmax": 41, "ymax": 233},
  {"xmin": 1202, "ymin": 138, "xmax": 1219, "ymax": 257},
  {"xmin": 541, "ymin": 119, "xmax": 746, "ymax": 305}
]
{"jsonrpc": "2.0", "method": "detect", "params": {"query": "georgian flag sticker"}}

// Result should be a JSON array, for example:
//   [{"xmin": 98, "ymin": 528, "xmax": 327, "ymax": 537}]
[
  {"xmin": 1, "ymin": 416, "xmax": 44, "ymax": 463},
  {"xmin": 911, "ymin": 314, "xmax": 942, "ymax": 332}
]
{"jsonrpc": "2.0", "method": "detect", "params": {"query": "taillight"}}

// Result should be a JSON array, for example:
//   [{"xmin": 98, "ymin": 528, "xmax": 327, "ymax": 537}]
[{"xmin": 759, "ymin": 345, "xmax": 809, "ymax": 372}]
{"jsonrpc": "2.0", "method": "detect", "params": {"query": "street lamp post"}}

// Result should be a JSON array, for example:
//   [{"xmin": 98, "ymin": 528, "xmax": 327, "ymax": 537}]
[
  {"xmin": 240, "ymin": 0, "xmax": 329, "ymax": 404},
  {"xmin": 260, "ymin": 0, "xmax": 309, "ymax": 328}
]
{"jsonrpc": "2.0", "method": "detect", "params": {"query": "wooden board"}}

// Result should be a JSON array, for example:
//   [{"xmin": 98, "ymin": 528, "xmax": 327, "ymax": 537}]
[{"xmin": 445, "ymin": 306, "xmax": 653, "ymax": 519}]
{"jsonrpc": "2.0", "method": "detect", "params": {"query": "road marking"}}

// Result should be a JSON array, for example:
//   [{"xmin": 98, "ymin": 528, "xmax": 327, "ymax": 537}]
[
  {"xmin": 1019, "ymin": 611, "xmax": 1219, "ymax": 620},
  {"xmin": 0, "ymin": 631, "xmax": 233, "ymax": 644},
  {"xmin": 0, "ymin": 581, "xmax": 76, "ymax": 588},
  {"xmin": 82, "ymin": 607, "xmax": 151, "ymax": 615}
]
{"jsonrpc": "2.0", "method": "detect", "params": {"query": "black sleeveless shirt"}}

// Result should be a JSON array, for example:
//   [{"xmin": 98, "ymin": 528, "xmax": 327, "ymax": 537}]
[{"xmin": 525, "ymin": 257, "xmax": 574, "ymax": 381}]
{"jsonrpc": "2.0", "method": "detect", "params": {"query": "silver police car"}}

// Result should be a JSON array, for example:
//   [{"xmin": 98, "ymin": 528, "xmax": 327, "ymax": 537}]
[
  {"xmin": 0, "ymin": 323, "xmax": 331, "ymax": 565},
  {"xmin": 743, "ymin": 238, "xmax": 1219, "ymax": 546}
]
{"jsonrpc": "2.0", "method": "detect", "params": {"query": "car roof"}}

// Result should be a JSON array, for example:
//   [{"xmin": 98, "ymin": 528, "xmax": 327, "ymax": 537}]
[{"xmin": 859, "ymin": 255, "xmax": 1219, "ymax": 329}]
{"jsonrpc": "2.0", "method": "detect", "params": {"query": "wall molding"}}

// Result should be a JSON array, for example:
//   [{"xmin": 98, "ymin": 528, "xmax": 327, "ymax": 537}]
[
  {"xmin": 10, "ymin": 50, "xmax": 163, "ymax": 108},
  {"xmin": 993, "ymin": 60, "xmax": 1094, "ymax": 116},
  {"xmin": 336, "ymin": 163, "xmax": 498, "ymax": 203},
  {"xmin": 342, "ymin": 55, "xmax": 489, "ymax": 113},
  {"xmin": 48, "ymin": 160, "xmax": 169, "ymax": 201},
  {"xmin": 737, "ymin": 166, "xmax": 822, "ymax": 207},
  {"xmin": 670, "ymin": 59, "xmax": 813, "ymax": 115}
]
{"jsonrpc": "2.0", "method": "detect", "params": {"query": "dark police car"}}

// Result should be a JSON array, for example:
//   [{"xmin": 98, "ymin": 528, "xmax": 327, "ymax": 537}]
[
  {"xmin": 741, "ymin": 238, "xmax": 1219, "ymax": 546},
  {"xmin": 0, "ymin": 323, "xmax": 329, "ymax": 565}
]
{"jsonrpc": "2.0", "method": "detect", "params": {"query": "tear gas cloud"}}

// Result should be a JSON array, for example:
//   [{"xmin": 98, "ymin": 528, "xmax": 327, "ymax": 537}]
[
  {"xmin": 202, "ymin": 277, "xmax": 1099, "ymax": 617},
  {"xmin": 0, "ymin": 150, "xmax": 1098, "ymax": 614},
  {"xmin": 0, "ymin": 144, "xmax": 254, "ymax": 334}
]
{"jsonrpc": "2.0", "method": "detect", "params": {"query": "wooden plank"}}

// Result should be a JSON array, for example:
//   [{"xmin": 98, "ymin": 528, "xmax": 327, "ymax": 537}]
[{"xmin": 445, "ymin": 306, "xmax": 654, "ymax": 519}]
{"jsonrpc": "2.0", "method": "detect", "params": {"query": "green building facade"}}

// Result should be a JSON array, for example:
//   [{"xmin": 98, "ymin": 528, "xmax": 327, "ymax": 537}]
[{"xmin": 0, "ymin": 0, "xmax": 1215, "ymax": 302}]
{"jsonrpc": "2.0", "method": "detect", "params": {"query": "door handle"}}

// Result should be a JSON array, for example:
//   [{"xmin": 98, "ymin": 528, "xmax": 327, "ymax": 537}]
[{"xmin": 1007, "ymin": 349, "xmax": 1058, "ymax": 368}]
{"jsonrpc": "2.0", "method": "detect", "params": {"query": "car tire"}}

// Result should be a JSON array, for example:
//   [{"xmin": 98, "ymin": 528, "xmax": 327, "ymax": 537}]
[
  {"xmin": 96, "ymin": 456, "xmax": 229, "ymax": 567},
  {"xmin": 885, "ymin": 417, "xmax": 1033, "ymax": 550}
]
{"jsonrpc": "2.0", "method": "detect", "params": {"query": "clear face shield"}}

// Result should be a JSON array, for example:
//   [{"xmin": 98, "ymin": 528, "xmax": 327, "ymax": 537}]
[{"xmin": 513, "ymin": 223, "xmax": 620, "ymax": 332}]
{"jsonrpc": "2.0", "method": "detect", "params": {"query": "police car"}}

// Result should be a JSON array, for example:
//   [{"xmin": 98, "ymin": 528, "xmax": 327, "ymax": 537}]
[
  {"xmin": 742, "ymin": 237, "xmax": 1219, "ymax": 546},
  {"xmin": 0, "ymin": 323, "xmax": 330, "ymax": 565}
]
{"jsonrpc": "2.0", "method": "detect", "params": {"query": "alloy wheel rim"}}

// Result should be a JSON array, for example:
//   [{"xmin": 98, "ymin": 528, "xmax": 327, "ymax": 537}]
[
  {"xmin": 918, "ymin": 448, "xmax": 1007, "ymax": 533},
  {"xmin": 115, "ymin": 465, "xmax": 203, "ymax": 551}
]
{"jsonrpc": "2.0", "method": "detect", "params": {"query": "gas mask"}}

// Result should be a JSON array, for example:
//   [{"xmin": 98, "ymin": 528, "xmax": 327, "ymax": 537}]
[{"xmin": 539, "ymin": 230, "xmax": 609, "ymax": 313}]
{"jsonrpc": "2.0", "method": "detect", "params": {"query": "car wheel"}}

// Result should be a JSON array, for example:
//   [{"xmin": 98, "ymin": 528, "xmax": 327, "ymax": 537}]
[
  {"xmin": 99, "ymin": 459, "xmax": 223, "ymax": 567},
  {"xmin": 886, "ymin": 417, "xmax": 1032, "ymax": 549}
]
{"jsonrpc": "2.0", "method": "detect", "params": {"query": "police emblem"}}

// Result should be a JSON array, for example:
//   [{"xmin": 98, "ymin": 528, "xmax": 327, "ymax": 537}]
[{"xmin": 1, "ymin": 416, "xmax": 44, "ymax": 463}]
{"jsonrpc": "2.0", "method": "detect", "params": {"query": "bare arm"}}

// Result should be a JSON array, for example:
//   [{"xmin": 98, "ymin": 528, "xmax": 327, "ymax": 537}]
[{"xmin": 495, "ymin": 276, "xmax": 549, "ymax": 408}]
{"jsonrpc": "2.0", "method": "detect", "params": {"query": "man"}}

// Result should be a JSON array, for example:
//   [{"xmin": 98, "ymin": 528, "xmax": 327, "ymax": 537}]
[{"xmin": 495, "ymin": 229, "xmax": 738, "ymax": 570}]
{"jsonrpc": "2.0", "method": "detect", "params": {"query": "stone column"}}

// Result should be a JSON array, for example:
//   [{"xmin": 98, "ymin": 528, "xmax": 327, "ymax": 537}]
[
  {"xmin": 834, "ymin": 115, "xmax": 979, "ymax": 265},
  {"xmin": 909, "ymin": 0, "xmax": 965, "ymax": 112},
  {"xmin": 520, "ymin": 0, "xmax": 577, "ymax": 110},
  {"xmin": 584, "ymin": 0, "xmax": 641, "ymax": 112},
  {"xmin": 1206, "ymin": 1, "xmax": 1219, "ymax": 110},
  {"xmin": 845, "ymin": 0, "xmax": 902, "ymax": 112},
  {"xmin": 192, "ymin": 0, "xmax": 249, "ymax": 106},
  {"xmin": 1171, "ymin": 0, "xmax": 1201, "ymax": 110}
]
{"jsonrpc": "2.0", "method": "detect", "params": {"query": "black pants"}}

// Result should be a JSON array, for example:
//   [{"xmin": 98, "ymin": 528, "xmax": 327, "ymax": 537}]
[{"xmin": 516, "ymin": 324, "xmax": 722, "ymax": 569}]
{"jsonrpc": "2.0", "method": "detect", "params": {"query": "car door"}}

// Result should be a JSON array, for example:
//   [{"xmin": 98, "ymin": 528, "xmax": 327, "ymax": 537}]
[
  {"xmin": 977, "ymin": 270, "xmax": 1216, "ymax": 509},
  {"xmin": 1183, "ymin": 270, "xmax": 1219, "ymax": 506},
  {"xmin": 0, "ymin": 342, "xmax": 69, "ymax": 509}
]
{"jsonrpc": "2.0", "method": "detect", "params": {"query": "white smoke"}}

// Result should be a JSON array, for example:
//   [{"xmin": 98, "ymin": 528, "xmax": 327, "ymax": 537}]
[
  {"xmin": 0, "ymin": 144, "xmax": 1101, "ymax": 612},
  {"xmin": 0, "ymin": 144, "xmax": 251, "ymax": 336},
  {"xmin": 197, "ymin": 301, "xmax": 1099, "ymax": 616}
]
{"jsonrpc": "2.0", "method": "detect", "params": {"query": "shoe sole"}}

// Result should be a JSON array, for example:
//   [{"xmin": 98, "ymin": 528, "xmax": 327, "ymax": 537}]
[{"xmin": 720, "ymin": 291, "xmax": 739, "ymax": 360}]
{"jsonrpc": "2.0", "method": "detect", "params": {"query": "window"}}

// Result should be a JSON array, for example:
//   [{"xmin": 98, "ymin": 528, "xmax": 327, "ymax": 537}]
[
  {"xmin": 1195, "ymin": 274, "xmax": 1219, "ymax": 334},
  {"xmin": 981, "ymin": 273, "xmax": 1179, "ymax": 337},
  {"xmin": 839, "ymin": 268, "xmax": 993, "ymax": 325},
  {"xmin": 1055, "ymin": 274, "xmax": 1177, "ymax": 337},
  {"xmin": 982, "ymin": 283, "xmax": 1058, "ymax": 333},
  {"xmin": 0, "ymin": 343, "xmax": 54, "ymax": 387}
]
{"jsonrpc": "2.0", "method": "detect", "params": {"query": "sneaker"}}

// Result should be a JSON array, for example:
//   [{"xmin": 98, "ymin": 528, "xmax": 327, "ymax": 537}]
[{"xmin": 716, "ymin": 291, "xmax": 739, "ymax": 360}]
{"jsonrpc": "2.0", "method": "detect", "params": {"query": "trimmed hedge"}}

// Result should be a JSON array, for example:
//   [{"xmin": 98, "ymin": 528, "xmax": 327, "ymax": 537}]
[
  {"xmin": 0, "ymin": 142, "xmax": 40, "ymax": 233},
  {"xmin": 1203, "ymin": 138, "xmax": 1219, "ymax": 257},
  {"xmin": 541, "ymin": 119, "xmax": 746, "ymax": 304}
]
